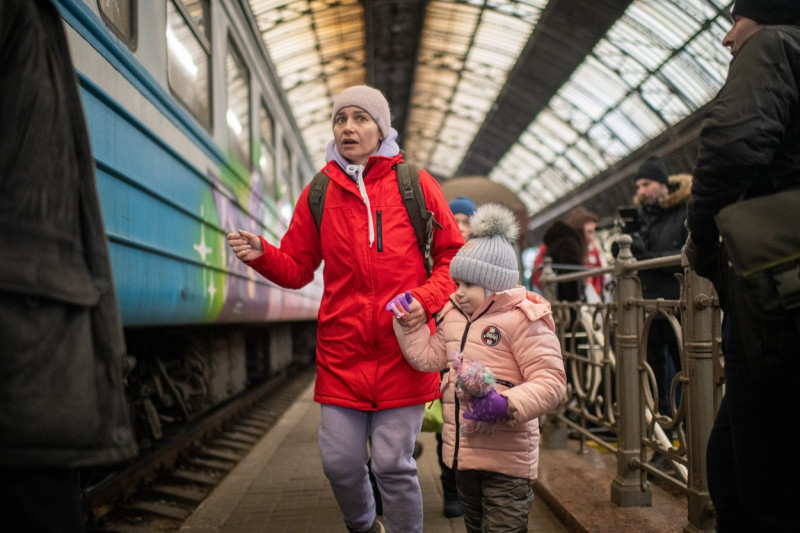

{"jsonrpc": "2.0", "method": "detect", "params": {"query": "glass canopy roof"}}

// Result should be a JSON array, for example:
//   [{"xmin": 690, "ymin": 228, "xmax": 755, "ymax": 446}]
[{"xmin": 250, "ymin": 0, "xmax": 735, "ymax": 216}]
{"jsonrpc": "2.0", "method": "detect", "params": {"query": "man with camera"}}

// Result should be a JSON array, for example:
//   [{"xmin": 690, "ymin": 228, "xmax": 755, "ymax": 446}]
[{"xmin": 622, "ymin": 156, "xmax": 691, "ymax": 418}]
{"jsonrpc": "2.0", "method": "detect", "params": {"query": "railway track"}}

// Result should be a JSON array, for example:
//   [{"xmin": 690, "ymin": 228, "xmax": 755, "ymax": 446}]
[{"xmin": 84, "ymin": 365, "xmax": 316, "ymax": 532}]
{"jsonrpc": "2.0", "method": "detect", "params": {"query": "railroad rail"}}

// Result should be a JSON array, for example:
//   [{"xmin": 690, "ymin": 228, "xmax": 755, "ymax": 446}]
[{"xmin": 83, "ymin": 365, "xmax": 316, "ymax": 532}]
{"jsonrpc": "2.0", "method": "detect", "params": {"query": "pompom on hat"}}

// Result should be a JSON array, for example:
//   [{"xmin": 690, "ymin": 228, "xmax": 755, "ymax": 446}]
[
  {"xmin": 449, "ymin": 196, "xmax": 477, "ymax": 217},
  {"xmin": 633, "ymin": 155, "xmax": 669, "ymax": 185},
  {"xmin": 331, "ymin": 85, "xmax": 391, "ymax": 138},
  {"xmin": 449, "ymin": 203, "xmax": 520, "ymax": 292},
  {"xmin": 732, "ymin": 0, "xmax": 800, "ymax": 25}
]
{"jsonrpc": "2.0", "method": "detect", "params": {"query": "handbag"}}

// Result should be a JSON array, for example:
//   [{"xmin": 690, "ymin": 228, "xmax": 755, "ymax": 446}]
[
  {"xmin": 714, "ymin": 189, "xmax": 800, "ymax": 320},
  {"xmin": 420, "ymin": 399, "xmax": 443, "ymax": 433}
]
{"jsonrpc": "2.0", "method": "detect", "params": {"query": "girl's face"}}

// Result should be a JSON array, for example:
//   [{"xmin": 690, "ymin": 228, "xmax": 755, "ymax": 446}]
[
  {"xmin": 453, "ymin": 278, "xmax": 487, "ymax": 315},
  {"xmin": 333, "ymin": 106, "xmax": 382, "ymax": 166}
]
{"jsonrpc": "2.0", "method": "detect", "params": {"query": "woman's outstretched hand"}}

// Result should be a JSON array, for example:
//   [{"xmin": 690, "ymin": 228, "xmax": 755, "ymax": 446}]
[{"xmin": 226, "ymin": 229, "xmax": 264, "ymax": 263}]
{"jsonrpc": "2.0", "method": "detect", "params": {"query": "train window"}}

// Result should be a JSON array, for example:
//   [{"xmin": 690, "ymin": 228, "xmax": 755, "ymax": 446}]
[
  {"xmin": 179, "ymin": 0, "xmax": 210, "ymax": 40},
  {"xmin": 97, "ymin": 0, "xmax": 136, "ymax": 47},
  {"xmin": 166, "ymin": 0, "xmax": 211, "ymax": 129},
  {"xmin": 258, "ymin": 102, "xmax": 276, "ymax": 199},
  {"xmin": 226, "ymin": 39, "xmax": 251, "ymax": 167}
]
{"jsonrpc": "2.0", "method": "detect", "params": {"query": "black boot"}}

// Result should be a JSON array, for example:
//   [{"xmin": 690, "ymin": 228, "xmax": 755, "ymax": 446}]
[
  {"xmin": 444, "ymin": 497, "xmax": 464, "ymax": 518},
  {"xmin": 441, "ymin": 464, "xmax": 463, "ymax": 517}
]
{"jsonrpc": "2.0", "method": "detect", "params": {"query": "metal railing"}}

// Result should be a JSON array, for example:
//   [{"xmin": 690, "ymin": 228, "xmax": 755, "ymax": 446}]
[{"xmin": 539, "ymin": 234, "xmax": 723, "ymax": 533}]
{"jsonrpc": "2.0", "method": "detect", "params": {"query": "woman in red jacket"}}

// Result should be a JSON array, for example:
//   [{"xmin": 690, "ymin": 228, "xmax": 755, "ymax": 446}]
[{"xmin": 227, "ymin": 86, "xmax": 463, "ymax": 533}]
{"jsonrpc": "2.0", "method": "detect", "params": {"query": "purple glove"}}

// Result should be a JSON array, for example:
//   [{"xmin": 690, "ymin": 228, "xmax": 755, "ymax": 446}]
[
  {"xmin": 463, "ymin": 390, "xmax": 508, "ymax": 423},
  {"xmin": 385, "ymin": 291, "xmax": 413, "ymax": 319}
]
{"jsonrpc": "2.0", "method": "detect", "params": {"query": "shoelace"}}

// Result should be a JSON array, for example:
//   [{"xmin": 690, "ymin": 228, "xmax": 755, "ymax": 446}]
[{"xmin": 346, "ymin": 164, "xmax": 374, "ymax": 247}]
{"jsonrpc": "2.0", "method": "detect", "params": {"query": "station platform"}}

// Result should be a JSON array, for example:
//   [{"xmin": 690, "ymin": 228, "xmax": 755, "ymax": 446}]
[{"xmin": 179, "ymin": 381, "xmax": 685, "ymax": 533}]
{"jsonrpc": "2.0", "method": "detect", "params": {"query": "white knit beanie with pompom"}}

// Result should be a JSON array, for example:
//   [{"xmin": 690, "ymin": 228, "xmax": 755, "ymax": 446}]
[{"xmin": 449, "ymin": 203, "xmax": 520, "ymax": 292}]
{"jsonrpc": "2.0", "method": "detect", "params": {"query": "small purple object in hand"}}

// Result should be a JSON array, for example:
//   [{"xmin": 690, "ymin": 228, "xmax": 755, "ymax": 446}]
[
  {"xmin": 385, "ymin": 291, "xmax": 414, "ymax": 319},
  {"xmin": 463, "ymin": 389, "xmax": 508, "ymax": 423}
]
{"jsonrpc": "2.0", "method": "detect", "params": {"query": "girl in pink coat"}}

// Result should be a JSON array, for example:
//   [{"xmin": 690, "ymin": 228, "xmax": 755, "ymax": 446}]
[{"xmin": 388, "ymin": 203, "xmax": 566, "ymax": 532}]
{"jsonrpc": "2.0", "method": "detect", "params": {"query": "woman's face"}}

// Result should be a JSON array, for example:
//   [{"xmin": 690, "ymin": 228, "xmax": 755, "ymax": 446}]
[
  {"xmin": 333, "ymin": 106, "xmax": 382, "ymax": 166},
  {"xmin": 583, "ymin": 221, "xmax": 597, "ymax": 244}
]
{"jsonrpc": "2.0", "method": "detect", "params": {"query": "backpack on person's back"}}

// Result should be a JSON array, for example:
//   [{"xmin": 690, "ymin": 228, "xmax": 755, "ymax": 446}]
[{"xmin": 308, "ymin": 162, "xmax": 442, "ymax": 276}]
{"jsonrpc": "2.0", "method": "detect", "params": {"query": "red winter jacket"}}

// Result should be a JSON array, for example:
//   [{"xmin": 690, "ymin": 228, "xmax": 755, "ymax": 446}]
[{"xmin": 248, "ymin": 153, "xmax": 464, "ymax": 410}]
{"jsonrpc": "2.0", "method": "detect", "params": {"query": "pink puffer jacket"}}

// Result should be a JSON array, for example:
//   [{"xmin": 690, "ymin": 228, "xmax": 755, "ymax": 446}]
[{"xmin": 394, "ymin": 287, "xmax": 566, "ymax": 480}]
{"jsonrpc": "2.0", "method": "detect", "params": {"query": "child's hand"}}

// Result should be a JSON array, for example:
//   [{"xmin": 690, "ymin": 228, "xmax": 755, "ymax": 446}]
[
  {"xmin": 385, "ymin": 291, "xmax": 413, "ymax": 319},
  {"xmin": 463, "ymin": 390, "xmax": 508, "ymax": 422}
]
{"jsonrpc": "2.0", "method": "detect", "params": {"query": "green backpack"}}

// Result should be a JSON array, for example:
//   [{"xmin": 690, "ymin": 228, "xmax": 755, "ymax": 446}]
[{"xmin": 307, "ymin": 163, "xmax": 442, "ymax": 277}]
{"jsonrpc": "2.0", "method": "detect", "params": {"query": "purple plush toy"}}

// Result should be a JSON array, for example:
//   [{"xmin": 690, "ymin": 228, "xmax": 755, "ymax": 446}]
[{"xmin": 449, "ymin": 352, "xmax": 507, "ymax": 434}]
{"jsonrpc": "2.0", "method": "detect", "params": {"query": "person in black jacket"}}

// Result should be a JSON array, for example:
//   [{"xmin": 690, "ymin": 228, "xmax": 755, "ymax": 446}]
[
  {"xmin": 629, "ymin": 156, "xmax": 691, "ymax": 417},
  {"xmin": 539, "ymin": 221, "xmax": 586, "ymax": 303},
  {"xmin": 685, "ymin": 1, "xmax": 800, "ymax": 530},
  {"xmin": 0, "ymin": 1, "xmax": 137, "ymax": 530}
]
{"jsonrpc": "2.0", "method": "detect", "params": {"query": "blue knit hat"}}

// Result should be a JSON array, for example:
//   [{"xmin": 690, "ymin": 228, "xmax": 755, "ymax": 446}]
[{"xmin": 449, "ymin": 196, "xmax": 477, "ymax": 217}]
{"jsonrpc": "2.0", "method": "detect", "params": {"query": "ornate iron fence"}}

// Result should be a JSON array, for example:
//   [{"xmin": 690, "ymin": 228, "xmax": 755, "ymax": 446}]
[{"xmin": 539, "ymin": 234, "xmax": 723, "ymax": 533}]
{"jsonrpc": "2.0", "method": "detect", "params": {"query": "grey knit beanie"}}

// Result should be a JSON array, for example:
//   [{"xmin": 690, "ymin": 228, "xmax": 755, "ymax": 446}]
[
  {"xmin": 450, "ymin": 203, "xmax": 520, "ymax": 292},
  {"xmin": 331, "ymin": 85, "xmax": 391, "ymax": 138}
]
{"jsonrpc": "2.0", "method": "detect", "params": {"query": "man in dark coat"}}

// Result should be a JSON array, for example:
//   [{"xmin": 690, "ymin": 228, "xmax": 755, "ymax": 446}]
[
  {"xmin": 0, "ymin": 1, "xmax": 138, "ymax": 530},
  {"xmin": 538, "ymin": 220, "xmax": 586, "ymax": 303},
  {"xmin": 685, "ymin": 1, "xmax": 800, "ymax": 530},
  {"xmin": 630, "ymin": 156, "xmax": 691, "ymax": 416}
]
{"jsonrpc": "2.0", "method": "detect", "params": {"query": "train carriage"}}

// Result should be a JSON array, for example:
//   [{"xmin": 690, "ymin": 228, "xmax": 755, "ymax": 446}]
[{"xmin": 54, "ymin": 0, "xmax": 322, "ymax": 444}]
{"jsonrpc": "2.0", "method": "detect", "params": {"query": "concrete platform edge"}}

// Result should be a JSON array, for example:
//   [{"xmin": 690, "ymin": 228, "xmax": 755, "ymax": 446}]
[{"xmin": 179, "ymin": 382, "xmax": 317, "ymax": 532}]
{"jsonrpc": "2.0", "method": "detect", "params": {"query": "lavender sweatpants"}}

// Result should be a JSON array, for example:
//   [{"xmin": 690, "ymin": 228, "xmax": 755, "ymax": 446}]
[{"xmin": 319, "ymin": 403, "xmax": 424, "ymax": 533}]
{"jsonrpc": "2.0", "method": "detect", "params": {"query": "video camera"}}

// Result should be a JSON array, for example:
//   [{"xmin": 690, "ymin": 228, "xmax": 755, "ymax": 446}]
[{"xmin": 616, "ymin": 205, "xmax": 641, "ymax": 235}]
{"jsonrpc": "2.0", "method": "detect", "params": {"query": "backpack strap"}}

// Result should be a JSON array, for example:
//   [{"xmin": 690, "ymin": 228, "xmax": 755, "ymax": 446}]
[
  {"xmin": 309, "ymin": 164, "xmax": 441, "ymax": 277},
  {"xmin": 308, "ymin": 171, "xmax": 330, "ymax": 235},
  {"xmin": 396, "ymin": 163, "xmax": 442, "ymax": 277}
]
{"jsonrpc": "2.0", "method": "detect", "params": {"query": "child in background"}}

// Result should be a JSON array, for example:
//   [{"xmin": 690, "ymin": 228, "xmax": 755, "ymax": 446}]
[
  {"xmin": 387, "ymin": 203, "xmax": 566, "ymax": 532},
  {"xmin": 449, "ymin": 196, "xmax": 477, "ymax": 241}
]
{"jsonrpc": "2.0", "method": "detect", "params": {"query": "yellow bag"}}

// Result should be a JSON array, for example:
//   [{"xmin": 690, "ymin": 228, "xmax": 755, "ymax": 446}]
[{"xmin": 421, "ymin": 399, "xmax": 443, "ymax": 433}]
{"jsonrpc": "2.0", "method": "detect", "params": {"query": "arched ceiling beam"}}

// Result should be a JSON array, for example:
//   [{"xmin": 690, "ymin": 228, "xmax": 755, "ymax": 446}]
[{"xmin": 456, "ymin": 0, "xmax": 634, "ymax": 177}]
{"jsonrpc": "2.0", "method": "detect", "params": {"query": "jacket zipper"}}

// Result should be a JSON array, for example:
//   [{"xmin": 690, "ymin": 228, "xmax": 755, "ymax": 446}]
[
  {"xmin": 376, "ymin": 210, "xmax": 383, "ymax": 252},
  {"xmin": 453, "ymin": 301, "xmax": 494, "ymax": 464}
]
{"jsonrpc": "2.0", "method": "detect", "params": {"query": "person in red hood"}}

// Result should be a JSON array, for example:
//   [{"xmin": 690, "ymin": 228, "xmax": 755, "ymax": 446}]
[{"xmin": 227, "ymin": 85, "xmax": 463, "ymax": 533}]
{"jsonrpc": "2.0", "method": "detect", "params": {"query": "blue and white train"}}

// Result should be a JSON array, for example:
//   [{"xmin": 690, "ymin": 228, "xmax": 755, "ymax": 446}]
[{"xmin": 54, "ymin": 0, "xmax": 322, "ymax": 444}]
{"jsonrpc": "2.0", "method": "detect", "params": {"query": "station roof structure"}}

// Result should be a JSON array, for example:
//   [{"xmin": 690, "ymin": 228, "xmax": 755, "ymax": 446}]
[{"xmin": 248, "ymin": 0, "xmax": 734, "ymax": 236}]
